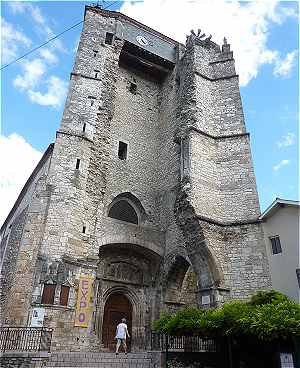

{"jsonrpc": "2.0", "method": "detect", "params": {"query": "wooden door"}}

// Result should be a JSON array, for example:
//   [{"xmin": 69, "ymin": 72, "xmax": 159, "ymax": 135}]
[{"xmin": 102, "ymin": 293, "xmax": 132, "ymax": 351}]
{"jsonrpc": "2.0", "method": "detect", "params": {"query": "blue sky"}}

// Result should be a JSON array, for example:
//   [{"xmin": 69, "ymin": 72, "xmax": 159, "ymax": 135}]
[{"xmin": 0, "ymin": 0, "xmax": 299, "ymax": 225}]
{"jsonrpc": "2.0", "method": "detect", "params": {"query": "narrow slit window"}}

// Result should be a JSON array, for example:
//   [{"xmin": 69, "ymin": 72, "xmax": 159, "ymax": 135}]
[
  {"xmin": 82, "ymin": 225, "xmax": 86, "ymax": 234},
  {"xmin": 82, "ymin": 123, "xmax": 86, "ymax": 133},
  {"xmin": 59, "ymin": 286, "xmax": 70, "ymax": 306},
  {"xmin": 118, "ymin": 141, "xmax": 127, "ymax": 160},
  {"xmin": 88, "ymin": 96, "xmax": 96, "ymax": 106},
  {"xmin": 94, "ymin": 70, "xmax": 100, "ymax": 79},
  {"xmin": 129, "ymin": 83, "xmax": 137, "ymax": 94},
  {"xmin": 105, "ymin": 32, "xmax": 114, "ymax": 45},
  {"xmin": 76, "ymin": 159, "xmax": 81, "ymax": 170}
]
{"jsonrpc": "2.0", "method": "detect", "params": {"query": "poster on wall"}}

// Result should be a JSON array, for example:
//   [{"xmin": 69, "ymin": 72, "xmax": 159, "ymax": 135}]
[
  {"xmin": 30, "ymin": 307, "xmax": 45, "ymax": 327},
  {"xmin": 280, "ymin": 353, "xmax": 294, "ymax": 368},
  {"xmin": 74, "ymin": 275, "xmax": 94, "ymax": 328}
]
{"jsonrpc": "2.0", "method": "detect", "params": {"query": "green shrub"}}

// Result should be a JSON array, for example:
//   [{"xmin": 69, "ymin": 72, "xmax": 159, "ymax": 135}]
[
  {"xmin": 154, "ymin": 290, "xmax": 300, "ymax": 341},
  {"xmin": 239, "ymin": 300, "xmax": 300, "ymax": 341},
  {"xmin": 248, "ymin": 289, "xmax": 289, "ymax": 306}
]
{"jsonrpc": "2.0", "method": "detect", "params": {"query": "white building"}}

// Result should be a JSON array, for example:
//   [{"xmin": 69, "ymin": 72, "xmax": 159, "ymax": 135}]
[{"xmin": 260, "ymin": 198, "xmax": 300, "ymax": 303}]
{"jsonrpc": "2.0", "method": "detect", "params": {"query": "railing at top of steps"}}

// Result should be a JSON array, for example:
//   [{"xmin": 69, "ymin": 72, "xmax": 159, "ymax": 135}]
[{"xmin": 0, "ymin": 327, "xmax": 53, "ymax": 353}]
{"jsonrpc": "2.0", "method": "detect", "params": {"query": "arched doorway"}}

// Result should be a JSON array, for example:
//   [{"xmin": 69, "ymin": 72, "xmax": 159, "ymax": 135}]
[{"xmin": 102, "ymin": 293, "xmax": 132, "ymax": 351}]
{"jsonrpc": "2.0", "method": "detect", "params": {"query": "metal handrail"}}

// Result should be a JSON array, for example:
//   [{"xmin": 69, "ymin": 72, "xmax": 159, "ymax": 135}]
[
  {"xmin": 150, "ymin": 331, "xmax": 219, "ymax": 352},
  {"xmin": 0, "ymin": 327, "xmax": 53, "ymax": 353}
]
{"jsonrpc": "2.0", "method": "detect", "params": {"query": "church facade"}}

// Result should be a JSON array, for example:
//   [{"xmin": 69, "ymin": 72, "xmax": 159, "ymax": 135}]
[{"xmin": 0, "ymin": 6, "xmax": 271, "ymax": 351}]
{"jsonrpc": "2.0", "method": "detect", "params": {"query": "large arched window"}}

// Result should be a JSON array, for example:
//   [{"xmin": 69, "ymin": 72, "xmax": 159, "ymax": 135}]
[{"xmin": 108, "ymin": 199, "xmax": 138, "ymax": 224}]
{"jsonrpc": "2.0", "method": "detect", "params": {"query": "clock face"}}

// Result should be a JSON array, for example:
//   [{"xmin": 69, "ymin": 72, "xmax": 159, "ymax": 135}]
[{"xmin": 136, "ymin": 35, "xmax": 149, "ymax": 46}]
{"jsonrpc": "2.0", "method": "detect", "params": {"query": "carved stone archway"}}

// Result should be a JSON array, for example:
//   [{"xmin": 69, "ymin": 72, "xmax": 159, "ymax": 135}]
[
  {"xmin": 96, "ymin": 285, "xmax": 145, "ymax": 351},
  {"xmin": 95, "ymin": 243, "xmax": 161, "ymax": 351}
]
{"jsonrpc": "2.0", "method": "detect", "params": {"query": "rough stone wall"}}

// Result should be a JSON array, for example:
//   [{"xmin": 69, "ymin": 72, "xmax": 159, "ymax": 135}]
[
  {"xmin": 0, "ymin": 150, "xmax": 52, "ymax": 325},
  {"xmin": 39, "ymin": 264, "xmax": 98, "ymax": 352},
  {"xmin": 102, "ymin": 66, "xmax": 162, "ymax": 221},
  {"xmin": 0, "ymin": 209, "xmax": 27, "ymax": 322},
  {"xmin": 10, "ymin": 10, "xmax": 123, "ymax": 347},
  {"xmin": 2, "ymin": 175, "xmax": 55, "ymax": 325},
  {"xmin": 189, "ymin": 41, "xmax": 260, "ymax": 222},
  {"xmin": 157, "ymin": 66, "xmax": 186, "ymax": 259},
  {"xmin": 200, "ymin": 221, "xmax": 271, "ymax": 299},
  {"xmin": 37, "ymin": 9, "xmax": 122, "ymax": 262},
  {"xmin": 190, "ymin": 132, "xmax": 260, "ymax": 222}
]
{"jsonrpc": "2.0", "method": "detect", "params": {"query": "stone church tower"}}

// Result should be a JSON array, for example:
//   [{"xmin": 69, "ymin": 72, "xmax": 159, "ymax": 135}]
[{"xmin": 0, "ymin": 6, "xmax": 270, "ymax": 351}]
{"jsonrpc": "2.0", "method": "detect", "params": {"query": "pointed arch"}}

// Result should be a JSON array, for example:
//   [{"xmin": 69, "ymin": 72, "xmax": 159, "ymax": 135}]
[
  {"xmin": 108, "ymin": 200, "xmax": 138, "ymax": 224},
  {"xmin": 107, "ymin": 192, "xmax": 147, "ymax": 225}
]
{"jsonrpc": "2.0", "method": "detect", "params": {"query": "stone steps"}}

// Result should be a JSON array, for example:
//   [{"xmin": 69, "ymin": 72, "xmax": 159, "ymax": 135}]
[{"xmin": 47, "ymin": 352, "xmax": 151, "ymax": 368}]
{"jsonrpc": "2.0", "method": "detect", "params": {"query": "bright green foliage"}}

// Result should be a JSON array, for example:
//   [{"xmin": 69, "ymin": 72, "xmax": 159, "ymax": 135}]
[
  {"xmin": 239, "ymin": 301, "xmax": 300, "ymax": 341},
  {"xmin": 153, "ymin": 308, "xmax": 206, "ymax": 335},
  {"xmin": 248, "ymin": 289, "xmax": 289, "ymax": 306},
  {"xmin": 153, "ymin": 313, "xmax": 172, "ymax": 333},
  {"xmin": 154, "ymin": 291, "xmax": 300, "ymax": 341}
]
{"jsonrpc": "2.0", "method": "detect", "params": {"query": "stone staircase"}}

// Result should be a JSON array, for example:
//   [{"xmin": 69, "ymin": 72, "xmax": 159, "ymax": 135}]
[{"xmin": 47, "ymin": 352, "xmax": 152, "ymax": 368}]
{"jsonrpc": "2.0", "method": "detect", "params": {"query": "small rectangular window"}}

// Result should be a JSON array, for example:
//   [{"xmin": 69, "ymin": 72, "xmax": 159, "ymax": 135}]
[
  {"xmin": 94, "ymin": 70, "xmax": 100, "ymax": 79},
  {"xmin": 270, "ymin": 236, "xmax": 282, "ymax": 255},
  {"xmin": 118, "ymin": 141, "xmax": 127, "ymax": 160},
  {"xmin": 76, "ymin": 159, "xmax": 80, "ymax": 170},
  {"xmin": 59, "ymin": 286, "xmax": 70, "ymax": 306},
  {"xmin": 82, "ymin": 225, "xmax": 86, "ymax": 234},
  {"xmin": 105, "ymin": 32, "xmax": 114, "ymax": 45},
  {"xmin": 41, "ymin": 284, "xmax": 56, "ymax": 305},
  {"xmin": 129, "ymin": 82, "xmax": 137, "ymax": 94},
  {"xmin": 82, "ymin": 123, "xmax": 86, "ymax": 133}
]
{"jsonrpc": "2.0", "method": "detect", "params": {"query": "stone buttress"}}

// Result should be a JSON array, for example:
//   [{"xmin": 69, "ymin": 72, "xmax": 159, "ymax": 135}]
[{"xmin": 175, "ymin": 33, "xmax": 271, "ymax": 305}]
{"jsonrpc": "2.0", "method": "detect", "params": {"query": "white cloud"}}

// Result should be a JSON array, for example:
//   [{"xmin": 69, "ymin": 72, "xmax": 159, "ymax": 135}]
[
  {"xmin": 8, "ymin": 1, "xmax": 47, "ymax": 28},
  {"xmin": 120, "ymin": 0, "xmax": 296, "ymax": 86},
  {"xmin": 6, "ymin": 2, "xmax": 67, "ymax": 108},
  {"xmin": 39, "ymin": 48, "xmax": 58, "ymax": 64},
  {"xmin": 7, "ymin": 1, "xmax": 65, "ymax": 50},
  {"xmin": 30, "ymin": 5, "xmax": 46, "ymax": 25},
  {"xmin": 7, "ymin": 1, "xmax": 27, "ymax": 14},
  {"xmin": 276, "ymin": 132, "xmax": 296, "ymax": 148},
  {"xmin": 28, "ymin": 76, "xmax": 68, "ymax": 108},
  {"xmin": 13, "ymin": 58, "xmax": 46, "ymax": 90},
  {"xmin": 273, "ymin": 159, "xmax": 290, "ymax": 171},
  {"xmin": 12, "ymin": 54, "xmax": 65, "ymax": 108},
  {"xmin": 0, "ymin": 17, "xmax": 32, "ymax": 64},
  {"xmin": 0, "ymin": 133, "xmax": 42, "ymax": 227},
  {"xmin": 273, "ymin": 50, "xmax": 298, "ymax": 77}
]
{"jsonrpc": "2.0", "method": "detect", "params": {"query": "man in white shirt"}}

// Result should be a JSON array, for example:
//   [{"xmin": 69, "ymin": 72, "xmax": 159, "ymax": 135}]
[{"xmin": 115, "ymin": 318, "xmax": 130, "ymax": 355}]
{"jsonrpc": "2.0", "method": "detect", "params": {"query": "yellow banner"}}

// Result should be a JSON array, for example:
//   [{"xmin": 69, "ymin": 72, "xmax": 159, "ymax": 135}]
[{"xmin": 74, "ymin": 275, "xmax": 93, "ymax": 327}]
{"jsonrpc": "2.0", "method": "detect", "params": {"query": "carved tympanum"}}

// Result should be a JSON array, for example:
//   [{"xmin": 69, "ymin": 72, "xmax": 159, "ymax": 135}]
[{"xmin": 105, "ymin": 262, "xmax": 143, "ymax": 284}]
